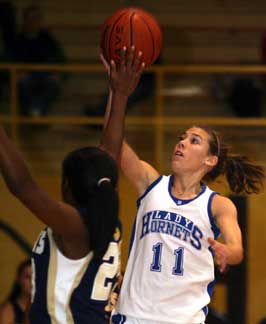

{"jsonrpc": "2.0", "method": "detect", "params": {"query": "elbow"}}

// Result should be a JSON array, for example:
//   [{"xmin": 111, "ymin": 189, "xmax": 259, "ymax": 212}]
[{"xmin": 238, "ymin": 248, "xmax": 244, "ymax": 264}]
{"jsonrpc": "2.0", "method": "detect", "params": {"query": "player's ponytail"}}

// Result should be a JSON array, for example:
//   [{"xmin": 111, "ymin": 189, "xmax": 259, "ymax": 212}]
[
  {"xmin": 62, "ymin": 147, "xmax": 119, "ymax": 259},
  {"xmin": 86, "ymin": 178, "xmax": 119, "ymax": 259},
  {"xmin": 197, "ymin": 125, "xmax": 265, "ymax": 194},
  {"xmin": 223, "ymin": 152, "xmax": 265, "ymax": 194}
]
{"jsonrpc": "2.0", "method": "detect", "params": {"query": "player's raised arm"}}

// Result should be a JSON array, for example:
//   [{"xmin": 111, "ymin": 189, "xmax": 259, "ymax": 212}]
[
  {"xmin": 100, "ymin": 46, "xmax": 145, "ymax": 162},
  {"xmin": 100, "ymin": 49, "xmax": 160, "ymax": 196},
  {"xmin": 0, "ymin": 126, "xmax": 86, "ymax": 240}
]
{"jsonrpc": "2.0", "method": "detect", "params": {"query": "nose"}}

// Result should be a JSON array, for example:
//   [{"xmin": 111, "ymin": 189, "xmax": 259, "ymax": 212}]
[{"xmin": 178, "ymin": 139, "xmax": 185, "ymax": 149}]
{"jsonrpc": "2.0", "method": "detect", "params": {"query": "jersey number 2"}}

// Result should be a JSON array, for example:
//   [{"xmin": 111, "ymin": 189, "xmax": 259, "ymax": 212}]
[
  {"xmin": 91, "ymin": 242, "xmax": 120, "ymax": 301},
  {"xmin": 150, "ymin": 242, "xmax": 184, "ymax": 276}
]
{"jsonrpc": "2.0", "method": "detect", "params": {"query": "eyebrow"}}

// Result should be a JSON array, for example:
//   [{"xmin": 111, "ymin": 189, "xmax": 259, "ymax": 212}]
[{"xmin": 187, "ymin": 132, "xmax": 203, "ymax": 140}]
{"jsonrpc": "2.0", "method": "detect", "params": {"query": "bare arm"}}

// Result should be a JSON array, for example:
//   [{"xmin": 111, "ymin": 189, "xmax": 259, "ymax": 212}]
[
  {"xmin": 0, "ymin": 127, "xmax": 87, "ymax": 241},
  {"xmin": 120, "ymin": 141, "xmax": 160, "ymax": 196},
  {"xmin": 100, "ymin": 46, "xmax": 144, "ymax": 162},
  {"xmin": 99, "ymin": 50, "xmax": 160, "ymax": 195},
  {"xmin": 0, "ymin": 302, "xmax": 14, "ymax": 324},
  {"xmin": 209, "ymin": 195, "xmax": 243, "ymax": 272},
  {"xmin": 101, "ymin": 90, "xmax": 159, "ymax": 195}
]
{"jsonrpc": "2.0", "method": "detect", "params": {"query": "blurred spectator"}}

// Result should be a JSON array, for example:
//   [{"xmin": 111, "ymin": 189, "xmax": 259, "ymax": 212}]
[
  {"xmin": 228, "ymin": 77, "xmax": 263, "ymax": 117},
  {"xmin": 0, "ymin": 0, "xmax": 16, "ymax": 100},
  {"xmin": 212, "ymin": 73, "xmax": 263, "ymax": 117},
  {"xmin": 12, "ymin": 5, "xmax": 66, "ymax": 116},
  {"xmin": 261, "ymin": 31, "xmax": 266, "ymax": 65},
  {"xmin": 84, "ymin": 55, "xmax": 162, "ymax": 123},
  {"xmin": 0, "ymin": 0, "xmax": 16, "ymax": 58},
  {"xmin": 0, "ymin": 258, "xmax": 32, "ymax": 324},
  {"xmin": 211, "ymin": 32, "xmax": 266, "ymax": 118}
]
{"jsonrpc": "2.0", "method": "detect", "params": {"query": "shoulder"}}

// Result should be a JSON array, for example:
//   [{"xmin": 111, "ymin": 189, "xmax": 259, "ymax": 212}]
[
  {"xmin": 0, "ymin": 301, "xmax": 15, "ymax": 322},
  {"xmin": 211, "ymin": 195, "xmax": 237, "ymax": 219}
]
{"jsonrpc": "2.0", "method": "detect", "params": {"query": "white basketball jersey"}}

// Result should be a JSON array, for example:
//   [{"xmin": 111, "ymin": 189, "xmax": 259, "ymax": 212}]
[{"xmin": 116, "ymin": 175, "xmax": 220, "ymax": 324}]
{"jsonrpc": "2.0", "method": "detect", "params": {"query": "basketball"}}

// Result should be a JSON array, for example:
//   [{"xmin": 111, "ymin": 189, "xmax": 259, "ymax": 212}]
[{"xmin": 100, "ymin": 8, "xmax": 162, "ymax": 67}]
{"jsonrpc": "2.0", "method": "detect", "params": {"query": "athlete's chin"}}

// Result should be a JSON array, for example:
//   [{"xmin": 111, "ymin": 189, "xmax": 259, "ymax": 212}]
[{"xmin": 171, "ymin": 160, "xmax": 183, "ymax": 173}]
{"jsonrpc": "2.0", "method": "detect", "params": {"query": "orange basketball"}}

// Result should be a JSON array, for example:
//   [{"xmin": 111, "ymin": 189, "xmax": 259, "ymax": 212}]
[{"xmin": 100, "ymin": 8, "xmax": 162, "ymax": 67}]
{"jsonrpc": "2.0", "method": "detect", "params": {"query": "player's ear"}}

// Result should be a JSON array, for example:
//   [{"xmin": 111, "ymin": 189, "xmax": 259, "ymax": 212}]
[{"xmin": 205, "ymin": 155, "xmax": 218, "ymax": 168}]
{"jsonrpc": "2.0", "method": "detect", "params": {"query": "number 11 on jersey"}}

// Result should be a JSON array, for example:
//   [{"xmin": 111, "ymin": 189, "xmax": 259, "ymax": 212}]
[{"xmin": 150, "ymin": 242, "xmax": 184, "ymax": 276}]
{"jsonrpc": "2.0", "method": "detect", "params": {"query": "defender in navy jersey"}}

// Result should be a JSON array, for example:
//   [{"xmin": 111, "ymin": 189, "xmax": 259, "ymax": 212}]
[
  {"xmin": 30, "ymin": 224, "xmax": 122, "ymax": 324},
  {"xmin": 99, "ymin": 49, "xmax": 265, "ymax": 323},
  {"xmin": 0, "ymin": 47, "xmax": 144, "ymax": 324}
]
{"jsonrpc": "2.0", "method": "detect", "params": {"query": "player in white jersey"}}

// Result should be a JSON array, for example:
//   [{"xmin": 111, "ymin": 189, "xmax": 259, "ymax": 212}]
[
  {"xmin": 0, "ymin": 48, "xmax": 144, "ymax": 324},
  {"xmin": 99, "ymin": 46, "xmax": 265, "ymax": 324}
]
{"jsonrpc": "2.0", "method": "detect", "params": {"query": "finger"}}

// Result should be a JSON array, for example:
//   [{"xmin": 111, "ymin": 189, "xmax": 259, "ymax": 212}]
[
  {"xmin": 139, "ymin": 61, "xmax": 146, "ymax": 74},
  {"xmin": 100, "ymin": 54, "xmax": 110, "ymax": 72},
  {"xmin": 135, "ymin": 62, "xmax": 146, "ymax": 82},
  {"xmin": 133, "ymin": 50, "xmax": 143, "ymax": 71},
  {"xmin": 110, "ymin": 60, "xmax": 116, "ymax": 74},
  {"xmin": 208, "ymin": 237, "xmax": 216, "ymax": 246},
  {"xmin": 120, "ymin": 46, "xmax": 127, "ymax": 68},
  {"xmin": 219, "ymin": 262, "xmax": 227, "ymax": 273},
  {"xmin": 221, "ymin": 264, "xmax": 229, "ymax": 274},
  {"xmin": 127, "ymin": 45, "xmax": 135, "ymax": 67}
]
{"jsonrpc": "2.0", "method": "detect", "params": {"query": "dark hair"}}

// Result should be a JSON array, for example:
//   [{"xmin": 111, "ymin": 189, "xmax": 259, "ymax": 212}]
[
  {"xmin": 62, "ymin": 147, "xmax": 119, "ymax": 259},
  {"xmin": 8, "ymin": 258, "xmax": 31, "ymax": 302},
  {"xmin": 196, "ymin": 125, "xmax": 265, "ymax": 194}
]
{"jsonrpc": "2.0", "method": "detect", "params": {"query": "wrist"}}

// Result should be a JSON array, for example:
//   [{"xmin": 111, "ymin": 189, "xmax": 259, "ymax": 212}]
[
  {"xmin": 112, "ymin": 90, "xmax": 129, "ymax": 100},
  {"xmin": 226, "ymin": 244, "xmax": 243, "ymax": 264}
]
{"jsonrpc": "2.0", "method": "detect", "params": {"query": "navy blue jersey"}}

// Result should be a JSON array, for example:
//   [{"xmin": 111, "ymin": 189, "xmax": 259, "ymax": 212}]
[{"xmin": 30, "ymin": 223, "xmax": 122, "ymax": 324}]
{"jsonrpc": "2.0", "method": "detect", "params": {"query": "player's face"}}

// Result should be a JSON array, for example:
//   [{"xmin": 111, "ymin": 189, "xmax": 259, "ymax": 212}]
[{"xmin": 171, "ymin": 127, "xmax": 213, "ymax": 174}]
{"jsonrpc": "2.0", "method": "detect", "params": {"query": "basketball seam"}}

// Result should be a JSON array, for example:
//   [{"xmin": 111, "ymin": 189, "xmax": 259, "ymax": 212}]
[
  {"xmin": 108, "ymin": 12, "xmax": 128, "ymax": 61},
  {"xmin": 139, "ymin": 15, "xmax": 156, "ymax": 66},
  {"xmin": 129, "ymin": 12, "xmax": 135, "ymax": 47}
]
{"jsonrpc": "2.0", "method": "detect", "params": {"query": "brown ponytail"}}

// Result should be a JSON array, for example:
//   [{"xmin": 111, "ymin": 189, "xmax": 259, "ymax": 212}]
[{"xmin": 197, "ymin": 125, "xmax": 265, "ymax": 194}]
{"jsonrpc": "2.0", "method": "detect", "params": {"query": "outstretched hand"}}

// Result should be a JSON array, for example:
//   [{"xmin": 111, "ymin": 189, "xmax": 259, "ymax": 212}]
[
  {"xmin": 109, "ymin": 46, "xmax": 145, "ymax": 98},
  {"xmin": 208, "ymin": 237, "xmax": 229, "ymax": 273}
]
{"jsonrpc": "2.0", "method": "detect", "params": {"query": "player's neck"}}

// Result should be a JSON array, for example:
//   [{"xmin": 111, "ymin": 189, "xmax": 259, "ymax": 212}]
[{"xmin": 171, "ymin": 178, "xmax": 202, "ymax": 199}]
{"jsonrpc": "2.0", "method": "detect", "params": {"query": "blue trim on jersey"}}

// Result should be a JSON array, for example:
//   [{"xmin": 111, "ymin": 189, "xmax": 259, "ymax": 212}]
[
  {"xmin": 202, "ymin": 306, "xmax": 208, "ymax": 316},
  {"xmin": 128, "ymin": 217, "xmax": 137, "ymax": 257},
  {"xmin": 136, "ymin": 175, "xmax": 163, "ymax": 208},
  {"xmin": 207, "ymin": 192, "xmax": 220, "ymax": 240},
  {"xmin": 111, "ymin": 313, "xmax": 127, "ymax": 324},
  {"xmin": 207, "ymin": 279, "xmax": 216, "ymax": 297},
  {"xmin": 168, "ymin": 175, "xmax": 207, "ymax": 206},
  {"xmin": 30, "ymin": 229, "xmax": 51, "ymax": 324},
  {"xmin": 202, "ymin": 278, "xmax": 216, "ymax": 317}
]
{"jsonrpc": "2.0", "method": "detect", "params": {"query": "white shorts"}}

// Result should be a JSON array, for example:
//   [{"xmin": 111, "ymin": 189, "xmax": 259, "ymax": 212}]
[{"xmin": 111, "ymin": 313, "xmax": 205, "ymax": 324}]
